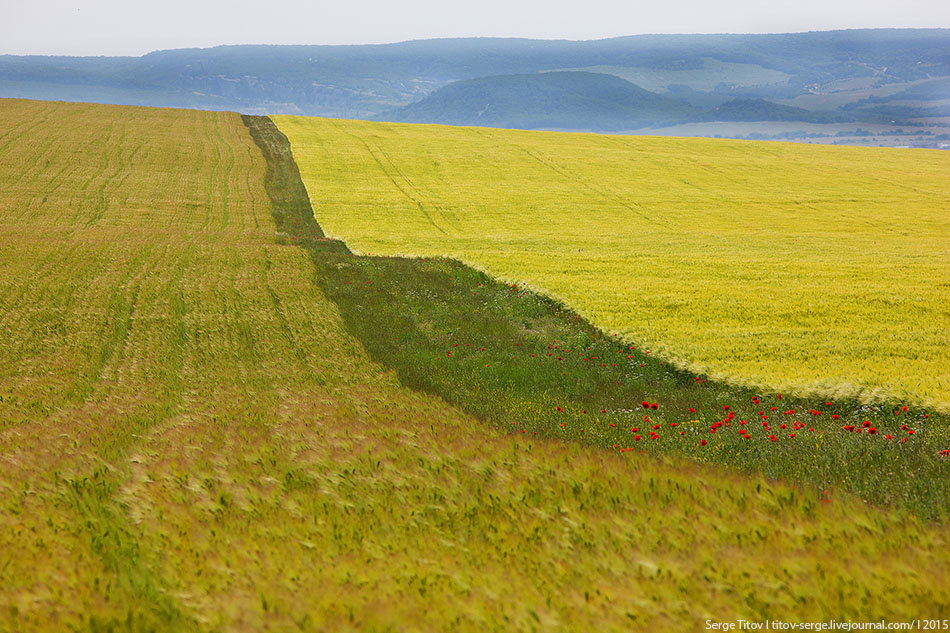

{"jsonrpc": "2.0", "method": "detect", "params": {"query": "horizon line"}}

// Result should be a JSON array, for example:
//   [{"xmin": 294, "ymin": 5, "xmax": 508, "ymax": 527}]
[{"xmin": 2, "ymin": 26, "xmax": 948, "ymax": 59}]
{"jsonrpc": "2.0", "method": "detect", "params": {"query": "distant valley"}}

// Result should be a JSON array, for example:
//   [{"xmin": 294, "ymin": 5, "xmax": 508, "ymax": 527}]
[{"xmin": 2, "ymin": 29, "xmax": 948, "ymax": 146}]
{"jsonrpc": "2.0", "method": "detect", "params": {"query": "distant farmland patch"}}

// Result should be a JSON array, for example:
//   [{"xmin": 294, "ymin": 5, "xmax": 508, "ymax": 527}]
[{"xmin": 275, "ymin": 115, "xmax": 950, "ymax": 410}]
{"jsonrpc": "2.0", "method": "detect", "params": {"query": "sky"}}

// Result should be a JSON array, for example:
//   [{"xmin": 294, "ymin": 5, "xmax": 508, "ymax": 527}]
[{"xmin": 2, "ymin": 0, "xmax": 948, "ymax": 56}]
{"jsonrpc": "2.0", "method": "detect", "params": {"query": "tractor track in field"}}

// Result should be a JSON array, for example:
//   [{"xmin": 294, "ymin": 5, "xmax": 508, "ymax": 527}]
[{"xmin": 330, "ymin": 119, "xmax": 455, "ymax": 236}]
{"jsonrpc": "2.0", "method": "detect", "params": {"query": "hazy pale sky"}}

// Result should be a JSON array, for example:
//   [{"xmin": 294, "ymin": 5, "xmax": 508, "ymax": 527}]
[{"xmin": 2, "ymin": 0, "xmax": 948, "ymax": 56}]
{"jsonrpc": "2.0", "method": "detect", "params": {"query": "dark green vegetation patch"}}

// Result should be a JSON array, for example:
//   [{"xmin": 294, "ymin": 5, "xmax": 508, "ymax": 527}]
[{"xmin": 242, "ymin": 114, "xmax": 324, "ymax": 240}]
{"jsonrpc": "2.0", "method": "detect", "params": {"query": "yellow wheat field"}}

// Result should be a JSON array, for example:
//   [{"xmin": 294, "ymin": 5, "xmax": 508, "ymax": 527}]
[{"xmin": 275, "ymin": 115, "xmax": 950, "ymax": 410}]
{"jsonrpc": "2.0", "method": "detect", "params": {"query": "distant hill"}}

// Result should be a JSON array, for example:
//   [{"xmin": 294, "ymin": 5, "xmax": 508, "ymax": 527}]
[
  {"xmin": 2, "ymin": 30, "xmax": 949, "ymax": 145},
  {"xmin": 698, "ymin": 98, "xmax": 853, "ymax": 123},
  {"xmin": 886, "ymin": 77, "xmax": 950, "ymax": 101},
  {"xmin": 1, "ymin": 29, "xmax": 948, "ymax": 119},
  {"xmin": 835, "ymin": 77, "xmax": 950, "ymax": 120},
  {"xmin": 378, "ymin": 71, "xmax": 699, "ymax": 130}
]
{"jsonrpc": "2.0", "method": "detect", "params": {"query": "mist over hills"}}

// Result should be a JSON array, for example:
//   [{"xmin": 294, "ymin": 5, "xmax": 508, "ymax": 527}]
[{"xmin": 1, "ymin": 29, "xmax": 948, "ymax": 143}]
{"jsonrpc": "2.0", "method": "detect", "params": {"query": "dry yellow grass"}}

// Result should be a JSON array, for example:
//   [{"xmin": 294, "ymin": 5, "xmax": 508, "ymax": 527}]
[
  {"xmin": 0, "ymin": 99, "xmax": 948, "ymax": 632},
  {"xmin": 275, "ymin": 115, "xmax": 950, "ymax": 410}
]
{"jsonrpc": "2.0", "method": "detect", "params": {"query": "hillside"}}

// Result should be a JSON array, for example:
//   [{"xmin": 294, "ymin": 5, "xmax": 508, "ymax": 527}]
[
  {"xmin": 1, "ymin": 29, "xmax": 947, "ymax": 120},
  {"xmin": 275, "ymin": 115, "xmax": 950, "ymax": 411},
  {"xmin": 380, "ymin": 71, "xmax": 700, "ymax": 130},
  {"xmin": 698, "ymin": 97, "xmax": 851, "ymax": 123},
  {"xmin": 379, "ymin": 77, "xmax": 860, "ymax": 131},
  {"xmin": 2, "ymin": 98, "xmax": 949, "ymax": 630},
  {"xmin": 4, "ymin": 30, "xmax": 949, "ymax": 146}
]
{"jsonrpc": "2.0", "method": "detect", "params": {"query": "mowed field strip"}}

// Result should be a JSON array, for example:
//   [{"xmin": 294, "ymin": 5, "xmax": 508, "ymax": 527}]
[
  {"xmin": 1, "ymin": 99, "xmax": 948, "ymax": 631},
  {"xmin": 275, "ymin": 116, "xmax": 950, "ymax": 410}
]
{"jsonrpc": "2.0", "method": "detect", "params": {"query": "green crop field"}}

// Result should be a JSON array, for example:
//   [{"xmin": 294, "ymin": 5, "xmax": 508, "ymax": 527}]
[
  {"xmin": 1, "ymin": 99, "xmax": 949, "ymax": 632},
  {"xmin": 275, "ymin": 115, "xmax": 950, "ymax": 411}
]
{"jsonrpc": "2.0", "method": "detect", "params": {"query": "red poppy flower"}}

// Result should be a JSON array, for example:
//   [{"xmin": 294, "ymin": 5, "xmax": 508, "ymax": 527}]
[
  {"xmin": 701, "ymin": 439, "xmax": 708, "ymax": 446},
  {"xmin": 769, "ymin": 435, "xmax": 777, "ymax": 442}
]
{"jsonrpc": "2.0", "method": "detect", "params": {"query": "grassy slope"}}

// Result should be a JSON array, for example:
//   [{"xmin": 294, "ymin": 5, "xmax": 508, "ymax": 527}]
[
  {"xmin": 274, "ymin": 115, "xmax": 950, "ymax": 411},
  {"xmin": 0, "ymin": 100, "xmax": 948, "ymax": 631}
]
